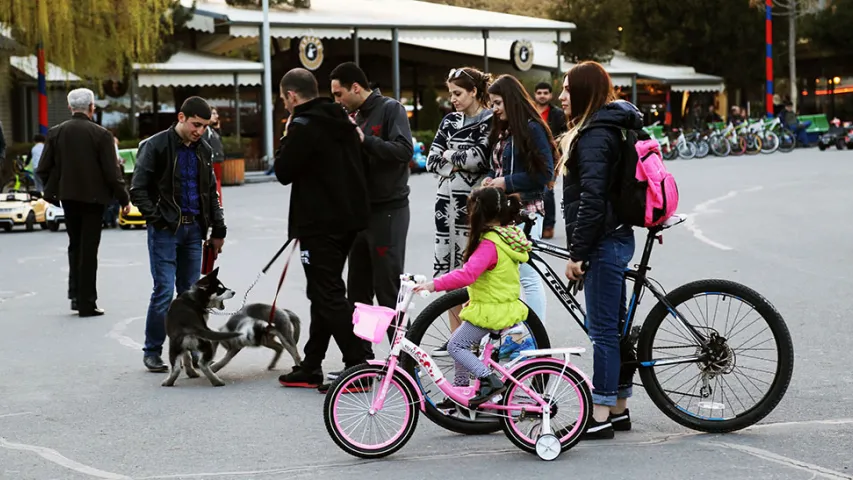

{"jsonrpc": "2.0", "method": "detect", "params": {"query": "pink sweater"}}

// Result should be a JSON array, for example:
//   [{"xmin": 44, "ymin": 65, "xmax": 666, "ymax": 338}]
[{"xmin": 433, "ymin": 240, "xmax": 498, "ymax": 292}]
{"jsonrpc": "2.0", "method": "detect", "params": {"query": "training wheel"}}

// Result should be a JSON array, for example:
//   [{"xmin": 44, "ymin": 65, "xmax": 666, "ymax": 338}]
[{"xmin": 535, "ymin": 433, "xmax": 560, "ymax": 461}]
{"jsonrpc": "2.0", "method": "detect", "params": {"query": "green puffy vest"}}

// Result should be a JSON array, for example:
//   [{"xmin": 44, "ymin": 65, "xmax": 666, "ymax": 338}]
[{"xmin": 459, "ymin": 227, "xmax": 531, "ymax": 330}]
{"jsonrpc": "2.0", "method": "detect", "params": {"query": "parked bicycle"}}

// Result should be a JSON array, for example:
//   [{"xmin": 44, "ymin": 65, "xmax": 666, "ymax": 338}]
[
  {"xmin": 323, "ymin": 274, "xmax": 593, "ymax": 461},
  {"xmin": 403, "ymin": 213, "xmax": 794, "ymax": 436}
]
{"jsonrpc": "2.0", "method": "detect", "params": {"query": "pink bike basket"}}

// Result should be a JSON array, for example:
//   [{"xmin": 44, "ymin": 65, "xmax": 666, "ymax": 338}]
[{"xmin": 352, "ymin": 303, "xmax": 397, "ymax": 344}]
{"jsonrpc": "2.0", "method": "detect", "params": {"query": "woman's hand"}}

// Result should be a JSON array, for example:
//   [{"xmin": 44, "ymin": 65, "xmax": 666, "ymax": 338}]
[
  {"xmin": 565, "ymin": 260, "xmax": 585, "ymax": 281},
  {"xmin": 490, "ymin": 177, "xmax": 506, "ymax": 190},
  {"xmin": 413, "ymin": 282, "xmax": 436, "ymax": 294}
]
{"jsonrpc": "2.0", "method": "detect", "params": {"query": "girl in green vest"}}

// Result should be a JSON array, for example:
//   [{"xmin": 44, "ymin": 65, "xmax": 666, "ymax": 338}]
[{"xmin": 415, "ymin": 186, "xmax": 532, "ymax": 407}]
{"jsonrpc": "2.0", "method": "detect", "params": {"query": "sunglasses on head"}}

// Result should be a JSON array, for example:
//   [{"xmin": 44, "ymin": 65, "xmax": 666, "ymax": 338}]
[{"xmin": 448, "ymin": 68, "xmax": 476, "ymax": 82}]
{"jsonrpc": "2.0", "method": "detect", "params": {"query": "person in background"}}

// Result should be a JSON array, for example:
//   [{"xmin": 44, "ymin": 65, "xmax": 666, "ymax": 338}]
[
  {"xmin": 273, "ymin": 68, "xmax": 370, "ymax": 390},
  {"xmin": 483, "ymin": 74, "xmax": 556, "ymax": 326},
  {"xmin": 704, "ymin": 105, "xmax": 722, "ymax": 125},
  {"xmin": 532, "ymin": 81, "xmax": 566, "ymax": 240},
  {"xmin": 207, "ymin": 107, "xmax": 225, "ymax": 204},
  {"xmin": 36, "ymin": 88, "xmax": 130, "ymax": 317},
  {"xmin": 102, "ymin": 135, "xmax": 122, "ymax": 228},
  {"xmin": 130, "ymin": 96, "xmax": 226, "ymax": 373},
  {"xmin": 728, "ymin": 106, "xmax": 744, "ymax": 126},
  {"xmin": 30, "ymin": 134, "xmax": 46, "ymax": 192},
  {"xmin": 426, "ymin": 66, "xmax": 494, "ymax": 356},
  {"xmin": 329, "ymin": 61, "xmax": 413, "ymax": 379},
  {"xmin": 779, "ymin": 101, "xmax": 811, "ymax": 147}
]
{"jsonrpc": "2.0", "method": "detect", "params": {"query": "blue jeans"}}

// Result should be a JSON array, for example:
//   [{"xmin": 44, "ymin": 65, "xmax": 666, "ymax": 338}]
[
  {"xmin": 143, "ymin": 222, "xmax": 204, "ymax": 357},
  {"xmin": 584, "ymin": 228, "xmax": 635, "ymax": 406},
  {"xmin": 519, "ymin": 212, "xmax": 546, "ymax": 324}
]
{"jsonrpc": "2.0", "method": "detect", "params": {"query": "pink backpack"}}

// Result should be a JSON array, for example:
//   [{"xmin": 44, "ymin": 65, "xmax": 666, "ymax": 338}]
[{"xmin": 591, "ymin": 127, "xmax": 679, "ymax": 228}]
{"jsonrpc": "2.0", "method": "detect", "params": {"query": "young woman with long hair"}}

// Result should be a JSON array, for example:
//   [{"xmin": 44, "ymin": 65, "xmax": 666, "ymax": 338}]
[
  {"xmin": 426, "ymin": 67, "xmax": 494, "ymax": 355},
  {"xmin": 483, "ymin": 74, "xmax": 556, "ymax": 324},
  {"xmin": 558, "ymin": 61, "xmax": 645, "ymax": 440}
]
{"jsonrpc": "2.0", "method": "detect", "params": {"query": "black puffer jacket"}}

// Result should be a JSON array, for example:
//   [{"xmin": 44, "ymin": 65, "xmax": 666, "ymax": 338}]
[{"xmin": 563, "ymin": 100, "xmax": 643, "ymax": 262}]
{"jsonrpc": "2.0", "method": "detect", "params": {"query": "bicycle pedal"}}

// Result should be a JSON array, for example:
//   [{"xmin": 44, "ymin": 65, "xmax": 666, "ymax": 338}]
[{"xmin": 490, "ymin": 394, "xmax": 503, "ymax": 403}]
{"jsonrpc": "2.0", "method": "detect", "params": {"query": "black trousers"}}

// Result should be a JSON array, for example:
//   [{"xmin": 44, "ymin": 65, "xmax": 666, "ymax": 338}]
[
  {"xmin": 64, "ymin": 200, "xmax": 105, "ymax": 312},
  {"xmin": 300, "ymin": 231, "xmax": 367, "ymax": 372},
  {"xmin": 544, "ymin": 187, "xmax": 556, "ymax": 230},
  {"xmin": 347, "ymin": 205, "xmax": 410, "ymax": 358}
]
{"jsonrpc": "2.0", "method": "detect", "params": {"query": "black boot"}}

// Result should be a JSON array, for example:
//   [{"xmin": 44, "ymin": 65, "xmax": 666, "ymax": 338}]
[{"xmin": 468, "ymin": 373, "xmax": 506, "ymax": 407}]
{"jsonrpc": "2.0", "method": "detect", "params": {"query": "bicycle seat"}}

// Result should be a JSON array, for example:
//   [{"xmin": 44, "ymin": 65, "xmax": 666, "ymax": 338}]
[
  {"xmin": 518, "ymin": 347, "xmax": 586, "ymax": 358},
  {"xmin": 660, "ymin": 213, "xmax": 687, "ymax": 230}
]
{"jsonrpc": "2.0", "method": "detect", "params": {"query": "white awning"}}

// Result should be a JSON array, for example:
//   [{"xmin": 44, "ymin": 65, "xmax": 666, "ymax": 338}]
[
  {"xmin": 180, "ymin": 0, "xmax": 575, "ymax": 43},
  {"xmin": 10, "ymin": 55, "xmax": 82, "ymax": 82},
  {"xmin": 132, "ymin": 50, "xmax": 264, "ymax": 88},
  {"xmin": 608, "ymin": 52, "xmax": 725, "ymax": 92}
]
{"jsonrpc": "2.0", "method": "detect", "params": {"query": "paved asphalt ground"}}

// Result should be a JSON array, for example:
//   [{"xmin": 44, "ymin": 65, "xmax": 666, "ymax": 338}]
[{"xmin": 2, "ymin": 149, "xmax": 852, "ymax": 479}]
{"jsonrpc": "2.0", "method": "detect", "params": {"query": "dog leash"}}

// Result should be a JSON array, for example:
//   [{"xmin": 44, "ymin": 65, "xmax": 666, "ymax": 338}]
[
  {"xmin": 266, "ymin": 239, "xmax": 300, "ymax": 329},
  {"xmin": 207, "ymin": 238, "xmax": 299, "ymax": 317}
]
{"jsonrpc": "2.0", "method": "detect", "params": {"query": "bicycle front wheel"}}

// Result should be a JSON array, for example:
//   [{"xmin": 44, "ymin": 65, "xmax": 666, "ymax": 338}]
[
  {"xmin": 402, "ymin": 288, "xmax": 550, "ymax": 435},
  {"xmin": 637, "ymin": 279, "xmax": 794, "ymax": 433},
  {"xmin": 323, "ymin": 364, "xmax": 419, "ymax": 459}
]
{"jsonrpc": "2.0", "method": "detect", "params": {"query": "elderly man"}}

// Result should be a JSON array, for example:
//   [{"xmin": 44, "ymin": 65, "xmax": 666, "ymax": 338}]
[{"xmin": 36, "ymin": 88, "xmax": 130, "ymax": 317}]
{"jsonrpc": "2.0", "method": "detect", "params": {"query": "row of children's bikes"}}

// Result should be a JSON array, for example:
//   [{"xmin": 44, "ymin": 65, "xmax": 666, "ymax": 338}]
[{"xmin": 647, "ymin": 118, "xmax": 853, "ymax": 160}]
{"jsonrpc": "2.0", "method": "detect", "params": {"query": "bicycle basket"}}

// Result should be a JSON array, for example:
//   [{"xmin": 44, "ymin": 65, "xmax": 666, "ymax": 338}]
[{"xmin": 352, "ymin": 303, "xmax": 397, "ymax": 344}]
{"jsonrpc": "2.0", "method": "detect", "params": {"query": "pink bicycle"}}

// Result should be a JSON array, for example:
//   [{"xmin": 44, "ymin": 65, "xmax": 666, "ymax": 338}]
[{"xmin": 323, "ymin": 274, "xmax": 593, "ymax": 461}]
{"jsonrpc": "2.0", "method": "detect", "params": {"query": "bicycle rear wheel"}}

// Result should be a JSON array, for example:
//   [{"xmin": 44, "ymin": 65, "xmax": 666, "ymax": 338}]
[
  {"xmin": 401, "ymin": 288, "xmax": 550, "ymax": 435},
  {"xmin": 637, "ymin": 279, "xmax": 794, "ymax": 433}
]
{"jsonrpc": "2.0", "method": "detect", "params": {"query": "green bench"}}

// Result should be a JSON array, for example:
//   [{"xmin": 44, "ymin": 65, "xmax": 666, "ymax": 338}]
[
  {"xmin": 643, "ymin": 125, "xmax": 666, "ymax": 140},
  {"xmin": 796, "ymin": 114, "xmax": 829, "ymax": 134},
  {"xmin": 118, "ymin": 149, "xmax": 137, "ymax": 175}
]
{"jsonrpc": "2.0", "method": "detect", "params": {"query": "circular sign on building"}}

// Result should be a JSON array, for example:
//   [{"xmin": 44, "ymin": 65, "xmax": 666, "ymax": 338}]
[
  {"xmin": 298, "ymin": 36, "xmax": 324, "ymax": 71},
  {"xmin": 510, "ymin": 40, "xmax": 534, "ymax": 72}
]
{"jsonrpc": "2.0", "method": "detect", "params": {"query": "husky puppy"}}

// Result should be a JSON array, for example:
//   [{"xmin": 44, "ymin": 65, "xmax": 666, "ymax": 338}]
[
  {"xmin": 210, "ymin": 304, "xmax": 302, "ymax": 373},
  {"xmin": 161, "ymin": 268, "xmax": 240, "ymax": 387}
]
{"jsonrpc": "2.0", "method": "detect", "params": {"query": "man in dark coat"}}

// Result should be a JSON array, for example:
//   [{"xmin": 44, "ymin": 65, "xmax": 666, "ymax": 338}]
[
  {"xmin": 36, "ymin": 88, "xmax": 130, "ymax": 317},
  {"xmin": 533, "ymin": 82, "xmax": 567, "ymax": 240}
]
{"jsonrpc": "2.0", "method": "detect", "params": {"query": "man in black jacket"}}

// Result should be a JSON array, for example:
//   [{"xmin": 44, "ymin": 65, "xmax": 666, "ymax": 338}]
[
  {"xmin": 329, "ymin": 62, "xmax": 413, "ymax": 366},
  {"xmin": 130, "ymin": 96, "xmax": 227, "ymax": 372},
  {"xmin": 274, "ymin": 68, "xmax": 370, "ymax": 389},
  {"xmin": 533, "ymin": 82, "xmax": 567, "ymax": 240},
  {"xmin": 36, "ymin": 88, "xmax": 130, "ymax": 317}
]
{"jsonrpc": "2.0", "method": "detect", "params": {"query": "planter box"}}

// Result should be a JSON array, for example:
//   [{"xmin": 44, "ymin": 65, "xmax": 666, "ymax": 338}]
[{"xmin": 221, "ymin": 158, "xmax": 245, "ymax": 186}]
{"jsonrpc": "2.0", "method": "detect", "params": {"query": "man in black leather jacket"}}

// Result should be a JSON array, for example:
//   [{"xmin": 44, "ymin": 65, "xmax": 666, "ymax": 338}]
[{"xmin": 130, "ymin": 96, "xmax": 227, "ymax": 372}]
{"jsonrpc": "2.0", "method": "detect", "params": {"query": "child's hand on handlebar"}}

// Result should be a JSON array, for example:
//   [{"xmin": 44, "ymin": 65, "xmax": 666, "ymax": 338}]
[{"xmin": 413, "ymin": 282, "xmax": 435, "ymax": 294}]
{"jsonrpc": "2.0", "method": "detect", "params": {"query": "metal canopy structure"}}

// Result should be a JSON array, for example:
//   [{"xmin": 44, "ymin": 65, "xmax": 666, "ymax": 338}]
[
  {"xmin": 179, "ymin": 0, "xmax": 576, "ymax": 166},
  {"xmin": 132, "ymin": 49, "xmax": 263, "ymax": 87}
]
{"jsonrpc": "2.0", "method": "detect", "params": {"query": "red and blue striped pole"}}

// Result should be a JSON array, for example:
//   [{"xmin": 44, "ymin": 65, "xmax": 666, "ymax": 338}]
[
  {"xmin": 37, "ymin": 43, "xmax": 48, "ymax": 134},
  {"xmin": 765, "ymin": 0, "xmax": 774, "ymax": 118}
]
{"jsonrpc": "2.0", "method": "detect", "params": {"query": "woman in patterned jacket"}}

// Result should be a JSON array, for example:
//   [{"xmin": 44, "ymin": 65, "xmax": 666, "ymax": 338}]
[{"xmin": 426, "ymin": 66, "xmax": 493, "ymax": 355}]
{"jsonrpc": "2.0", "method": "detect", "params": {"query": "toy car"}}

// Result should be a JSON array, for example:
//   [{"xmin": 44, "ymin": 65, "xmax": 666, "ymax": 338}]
[
  {"xmin": 0, "ymin": 191, "xmax": 47, "ymax": 232},
  {"xmin": 118, "ymin": 202, "xmax": 146, "ymax": 229},
  {"xmin": 46, "ymin": 202, "xmax": 65, "ymax": 231},
  {"xmin": 818, "ymin": 122, "xmax": 847, "ymax": 151}
]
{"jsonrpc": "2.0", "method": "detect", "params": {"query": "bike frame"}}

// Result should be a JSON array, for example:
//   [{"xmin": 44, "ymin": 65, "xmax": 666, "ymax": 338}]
[
  {"xmin": 522, "ymin": 219, "xmax": 711, "ymax": 369},
  {"xmin": 369, "ymin": 277, "xmax": 592, "ymax": 435}
]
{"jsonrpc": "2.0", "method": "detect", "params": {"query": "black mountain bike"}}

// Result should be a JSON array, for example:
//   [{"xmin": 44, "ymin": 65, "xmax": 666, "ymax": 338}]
[{"xmin": 402, "ymin": 214, "xmax": 794, "ymax": 435}]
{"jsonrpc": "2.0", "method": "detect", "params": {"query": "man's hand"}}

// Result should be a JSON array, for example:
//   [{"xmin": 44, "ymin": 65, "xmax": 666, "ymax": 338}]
[
  {"xmin": 349, "ymin": 116, "xmax": 365, "ymax": 142},
  {"xmin": 121, "ymin": 204, "xmax": 131, "ymax": 216},
  {"xmin": 206, "ymin": 237, "xmax": 225, "ymax": 254},
  {"xmin": 482, "ymin": 177, "xmax": 494, "ymax": 187},
  {"xmin": 565, "ymin": 260, "xmax": 585, "ymax": 281}
]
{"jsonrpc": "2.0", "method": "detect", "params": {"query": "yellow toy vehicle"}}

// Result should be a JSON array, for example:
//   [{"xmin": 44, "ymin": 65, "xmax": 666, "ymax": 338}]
[
  {"xmin": 118, "ymin": 202, "xmax": 146, "ymax": 229},
  {"xmin": 0, "ymin": 192, "xmax": 47, "ymax": 232}
]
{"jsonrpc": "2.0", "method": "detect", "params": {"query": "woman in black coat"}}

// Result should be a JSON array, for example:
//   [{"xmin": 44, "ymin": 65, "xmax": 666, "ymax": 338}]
[{"xmin": 557, "ymin": 61, "xmax": 644, "ymax": 440}]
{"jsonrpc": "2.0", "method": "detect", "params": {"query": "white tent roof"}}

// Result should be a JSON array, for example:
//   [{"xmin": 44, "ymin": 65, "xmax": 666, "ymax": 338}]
[
  {"xmin": 10, "ymin": 55, "xmax": 82, "ymax": 83},
  {"xmin": 607, "ymin": 52, "xmax": 724, "ymax": 92},
  {"xmin": 181, "ymin": 0, "xmax": 574, "ymax": 43},
  {"xmin": 132, "ymin": 49, "xmax": 264, "ymax": 88}
]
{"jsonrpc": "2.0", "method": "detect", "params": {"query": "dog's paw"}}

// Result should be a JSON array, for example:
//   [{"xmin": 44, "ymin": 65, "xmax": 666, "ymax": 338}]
[
  {"xmin": 267, "ymin": 364, "xmax": 277, "ymax": 371},
  {"xmin": 161, "ymin": 381, "xmax": 175, "ymax": 387},
  {"xmin": 211, "ymin": 380, "xmax": 226, "ymax": 387},
  {"xmin": 186, "ymin": 370, "xmax": 200, "ymax": 378}
]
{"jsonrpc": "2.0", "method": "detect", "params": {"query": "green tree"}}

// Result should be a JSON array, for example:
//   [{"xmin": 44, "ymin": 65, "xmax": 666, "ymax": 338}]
[
  {"xmin": 0, "ymin": 0, "xmax": 181, "ymax": 81},
  {"xmin": 621, "ymin": 0, "xmax": 765, "ymax": 96},
  {"xmin": 550, "ymin": 0, "xmax": 624, "ymax": 63},
  {"xmin": 802, "ymin": 0, "xmax": 853, "ymax": 53}
]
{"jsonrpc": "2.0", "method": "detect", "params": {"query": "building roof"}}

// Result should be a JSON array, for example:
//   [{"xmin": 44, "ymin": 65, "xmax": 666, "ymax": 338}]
[
  {"xmin": 132, "ymin": 49, "xmax": 264, "ymax": 87},
  {"xmin": 10, "ymin": 55, "xmax": 82, "ymax": 83},
  {"xmin": 181, "ymin": 0, "xmax": 575, "ymax": 43},
  {"xmin": 607, "ymin": 52, "xmax": 725, "ymax": 92}
]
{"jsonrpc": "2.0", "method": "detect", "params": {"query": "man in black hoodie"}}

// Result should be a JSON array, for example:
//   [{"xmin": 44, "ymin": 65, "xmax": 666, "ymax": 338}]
[
  {"xmin": 329, "ymin": 62, "xmax": 413, "ymax": 365},
  {"xmin": 274, "ymin": 68, "xmax": 371, "ymax": 389}
]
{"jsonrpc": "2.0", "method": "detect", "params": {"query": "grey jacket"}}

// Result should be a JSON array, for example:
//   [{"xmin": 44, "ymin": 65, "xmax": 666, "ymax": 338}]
[{"xmin": 353, "ymin": 90, "xmax": 413, "ymax": 211}]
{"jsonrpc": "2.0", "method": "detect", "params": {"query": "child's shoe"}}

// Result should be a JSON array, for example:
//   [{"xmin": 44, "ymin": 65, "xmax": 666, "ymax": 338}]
[
  {"xmin": 609, "ymin": 409, "xmax": 631, "ymax": 431},
  {"xmin": 468, "ymin": 373, "xmax": 506, "ymax": 407},
  {"xmin": 499, "ymin": 336, "xmax": 536, "ymax": 360}
]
